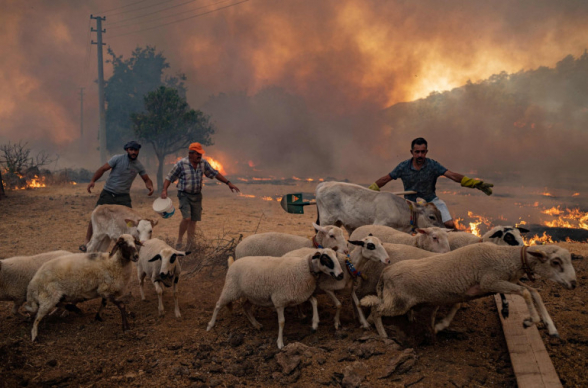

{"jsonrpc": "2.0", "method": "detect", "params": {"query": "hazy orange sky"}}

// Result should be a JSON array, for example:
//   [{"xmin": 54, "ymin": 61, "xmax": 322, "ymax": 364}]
[{"xmin": 0, "ymin": 0, "xmax": 587, "ymax": 176}]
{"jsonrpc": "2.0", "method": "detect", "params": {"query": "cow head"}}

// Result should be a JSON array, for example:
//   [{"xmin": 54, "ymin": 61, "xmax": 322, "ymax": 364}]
[{"xmin": 414, "ymin": 201, "xmax": 444, "ymax": 228}]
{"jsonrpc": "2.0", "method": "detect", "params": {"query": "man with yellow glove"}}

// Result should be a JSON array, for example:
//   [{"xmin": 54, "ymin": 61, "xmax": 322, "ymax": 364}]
[{"xmin": 368, "ymin": 137, "xmax": 493, "ymax": 229}]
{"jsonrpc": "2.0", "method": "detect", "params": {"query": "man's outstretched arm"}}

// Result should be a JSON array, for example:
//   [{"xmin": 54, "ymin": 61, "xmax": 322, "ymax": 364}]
[
  {"xmin": 368, "ymin": 175, "xmax": 392, "ymax": 191},
  {"xmin": 444, "ymin": 170, "xmax": 493, "ymax": 195}
]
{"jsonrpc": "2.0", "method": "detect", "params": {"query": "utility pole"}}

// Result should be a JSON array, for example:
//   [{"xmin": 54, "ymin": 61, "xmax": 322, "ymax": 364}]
[
  {"xmin": 79, "ymin": 87, "xmax": 84, "ymax": 139},
  {"xmin": 91, "ymin": 15, "xmax": 107, "ymax": 164}
]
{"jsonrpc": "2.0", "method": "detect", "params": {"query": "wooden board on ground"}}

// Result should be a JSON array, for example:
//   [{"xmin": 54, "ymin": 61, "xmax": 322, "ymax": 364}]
[{"xmin": 495, "ymin": 294, "xmax": 562, "ymax": 388}]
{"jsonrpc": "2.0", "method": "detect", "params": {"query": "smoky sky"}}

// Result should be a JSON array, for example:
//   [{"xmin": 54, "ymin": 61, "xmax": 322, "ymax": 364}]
[{"xmin": 1, "ymin": 0, "xmax": 587, "ymax": 184}]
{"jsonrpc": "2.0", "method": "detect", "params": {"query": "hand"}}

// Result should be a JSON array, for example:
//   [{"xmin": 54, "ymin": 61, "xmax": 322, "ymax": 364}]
[
  {"xmin": 228, "ymin": 182, "xmax": 240, "ymax": 193},
  {"xmin": 476, "ymin": 182, "xmax": 494, "ymax": 196},
  {"xmin": 161, "ymin": 190, "xmax": 167, "ymax": 199},
  {"xmin": 146, "ymin": 185, "xmax": 154, "ymax": 196},
  {"xmin": 87, "ymin": 181, "xmax": 95, "ymax": 193},
  {"xmin": 368, "ymin": 182, "xmax": 380, "ymax": 191},
  {"xmin": 461, "ymin": 176, "xmax": 494, "ymax": 196}
]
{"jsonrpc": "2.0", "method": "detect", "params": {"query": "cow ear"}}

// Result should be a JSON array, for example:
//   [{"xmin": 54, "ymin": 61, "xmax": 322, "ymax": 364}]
[
  {"xmin": 125, "ymin": 219, "xmax": 137, "ymax": 228},
  {"xmin": 416, "ymin": 198, "xmax": 426, "ymax": 205},
  {"xmin": 150, "ymin": 219, "xmax": 159, "ymax": 227},
  {"xmin": 516, "ymin": 227, "xmax": 530, "ymax": 234},
  {"xmin": 489, "ymin": 230, "xmax": 503, "ymax": 239},
  {"xmin": 148, "ymin": 254, "xmax": 162, "ymax": 262},
  {"xmin": 348, "ymin": 240, "xmax": 365, "ymax": 247}
]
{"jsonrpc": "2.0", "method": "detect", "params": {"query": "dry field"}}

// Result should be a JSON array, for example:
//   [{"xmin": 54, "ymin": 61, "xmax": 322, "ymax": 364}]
[{"xmin": 0, "ymin": 181, "xmax": 586, "ymax": 387}]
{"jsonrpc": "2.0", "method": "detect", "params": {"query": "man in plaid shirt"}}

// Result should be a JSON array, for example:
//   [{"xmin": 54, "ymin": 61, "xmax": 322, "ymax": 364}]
[{"xmin": 161, "ymin": 142, "xmax": 240, "ymax": 249}]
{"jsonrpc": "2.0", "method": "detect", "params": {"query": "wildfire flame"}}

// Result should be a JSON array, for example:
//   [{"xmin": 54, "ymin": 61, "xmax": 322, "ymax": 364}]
[
  {"xmin": 523, "ymin": 232, "xmax": 555, "ymax": 246},
  {"xmin": 572, "ymin": 192, "xmax": 580, "ymax": 197},
  {"xmin": 541, "ymin": 206, "xmax": 588, "ymax": 230}
]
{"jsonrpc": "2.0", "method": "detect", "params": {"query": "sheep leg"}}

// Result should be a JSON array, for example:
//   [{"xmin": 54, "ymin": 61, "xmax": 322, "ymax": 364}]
[
  {"xmin": 138, "ymin": 271, "xmax": 146, "ymax": 301},
  {"xmin": 518, "ymin": 282, "xmax": 558, "ymax": 337},
  {"xmin": 207, "ymin": 294, "xmax": 233, "ymax": 331},
  {"xmin": 351, "ymin": 291, "xmax": 370, "ymax": 329},
  {"xmin": 95, "ymin": 298, "xmax": 107, "ymax": 321},
  {"xmin": 309, "ymin": 296, "xmax": 320, "ymax": 332},
  {"xmin": 482, "ymin": 281, "xmax": 540, "ymax": 327},
  {"xmin": 110, "ymin": 297, "xmax": 130, "ymax": 331},
  {"xmin": 153, "ymin": 281, "xmax": 165, "ymax": 317},
  {"xmin": 500, "ymin": 293, "xmax": 509, "ymax": 318},
  {"xmin": 243, "ymin": 300, "xmax": 263, "ymax": 330},
  {"xmin": 173, "ymin": 278, "xmax": 181, "ymax": 319},
  {"xmin": 276, "ymin": 306, "xmax": 286, "ymax": 349},
  {"xmin": 372, "ymin": 310, "xmax": 388, "ymax": 338},
  {"xmin": 31, "ymin": 301, "xmax": 56, "ymax": 342},
  {"xmin": 324, "ymin": 290, "xmax": 342, "ymax": 330},
  {"xmin": 434, "ymin": 303, "xmax": 461, "ymax": 333}
]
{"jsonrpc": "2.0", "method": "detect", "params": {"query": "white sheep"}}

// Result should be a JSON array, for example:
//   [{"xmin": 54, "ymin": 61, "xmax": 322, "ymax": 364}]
[
  {"xmin": 361, "ymin": 243, "xmax": 577, "ymax": 339},
  {"xmin": 25, "ymin": 235, "xmax": 141, "ymax": 342},
  {"xmin": 84, "ymin": 204, "xmax": 157, "ymax": 252},
  {"xmin": 284, "ymin": 236, "xmax": 390, "ymax": 330},
  {"xmin": 207, "ymin": 248, "xmax": 344, "ymax": 349},
  {"xmin": 0, "ymin": 250, "xmax": 70, "ymax": 315},
  {"xmin": 350, "ymin": 225, "xmax": 450, "ymax": 253},
  {"xmin": 235, "ymin": 223, "xmax": 349, "ymax": 259},
  {"xmin": 136, "ymin": 238, "xmax": 190, "ymax": 318}
]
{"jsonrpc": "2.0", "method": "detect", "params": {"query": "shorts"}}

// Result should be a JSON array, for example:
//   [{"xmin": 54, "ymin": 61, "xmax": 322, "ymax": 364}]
[
  {"xmin": 96, "ymin": 189, "xmax": 132, "ymax": 208},
  {"xmin": 430, "ymin": 197, "xmax": 452, "ymax": 223},
  {"xmin": 178, "ymin": 191, "xmax": 202, "ymax": 221}
]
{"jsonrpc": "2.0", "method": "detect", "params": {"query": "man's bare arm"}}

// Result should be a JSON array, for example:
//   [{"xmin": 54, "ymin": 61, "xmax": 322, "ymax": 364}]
[
  {"xmin": 375, "ymin": 174, "xmax": 393, "ymax": 188},
  {"xmin": 141, "ymin": 174, "xmax": 154, "ymax": 196},
  {"xmin": 443, "ymin": 170, "xmax": 464, "ymax": 183},
  {"xmin": 87, "ymin": 163, "xmax": 112, "ymax": 193}
]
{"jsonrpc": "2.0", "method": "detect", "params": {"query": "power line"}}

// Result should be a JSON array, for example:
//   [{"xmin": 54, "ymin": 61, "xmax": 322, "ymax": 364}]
[
  {"xmin": 99, "ymin": 0, "xmax": 153, "ymax": 14},
  {"xmin": 105, "ymin": 0, "xmax": 182, "ymax": 18},
  {"xmin": 107, "ymin": 0, "xmax": 206, "ymax": 25},
  {"xmin": 109, "ymin": 0, "xmax": 248, "ymax": 38},
  {"xmin": 108, "ymin": 0, "xmax": 233, "ymax": 30}
]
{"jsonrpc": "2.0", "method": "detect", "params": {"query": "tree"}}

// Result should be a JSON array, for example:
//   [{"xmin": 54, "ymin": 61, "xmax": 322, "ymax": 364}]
[
  {"xmin": 105, "ymin": 46, "xmax": 187, "ymax": 155},
  {"xmin": 131, "ymin": 86, "xmax": 215, "ymax": 191},
  {"xmin": 0, "ymin": 141, "xmax": 56, "ymax": 190}
]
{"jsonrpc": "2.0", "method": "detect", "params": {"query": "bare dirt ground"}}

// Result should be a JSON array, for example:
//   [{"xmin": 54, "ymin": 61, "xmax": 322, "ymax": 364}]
[{"xmin": 0, "ymin": 182, "xmax": 586, "ymax": 388}]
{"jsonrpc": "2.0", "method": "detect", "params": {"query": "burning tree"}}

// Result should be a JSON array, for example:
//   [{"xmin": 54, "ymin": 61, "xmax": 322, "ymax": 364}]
[
  {"xmin": 0, "ymin": 141, "xmax": 56, "ymax": 191},
  {"xmin": 131, "ymin": 86, "xmax": 215, "ymax": 191}
]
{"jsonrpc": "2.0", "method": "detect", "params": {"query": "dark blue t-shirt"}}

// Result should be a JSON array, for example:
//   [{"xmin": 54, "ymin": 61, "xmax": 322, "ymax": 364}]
[{"xmin": 389, "ymin": 158, "xmax": 448, "ymax": 202}]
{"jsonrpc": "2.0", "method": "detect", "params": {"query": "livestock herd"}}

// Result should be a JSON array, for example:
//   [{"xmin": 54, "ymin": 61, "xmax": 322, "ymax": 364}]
[{"xmin": 0, "ymin": 181, "xmax": 578, "ymax": 352}]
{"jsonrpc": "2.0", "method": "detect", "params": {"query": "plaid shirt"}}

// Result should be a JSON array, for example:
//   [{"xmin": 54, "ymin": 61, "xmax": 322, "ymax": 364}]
[{"xmin": 166, "ymin": 157, "xmax": 219, "ymax": 194}]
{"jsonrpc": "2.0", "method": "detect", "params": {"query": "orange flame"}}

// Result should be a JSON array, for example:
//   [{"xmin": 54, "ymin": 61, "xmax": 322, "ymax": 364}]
[
  {"xmin": 204, "ymin": 156, "xmax": 226, "ymax": 175},
  {"xmin": 572, "ymin": 192, "xmax": 580, "ymax": 197}
]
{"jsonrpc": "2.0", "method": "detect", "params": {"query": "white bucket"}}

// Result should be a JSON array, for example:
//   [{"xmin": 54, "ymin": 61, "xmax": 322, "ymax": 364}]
[{"xmin": 153, "ymin": 197, "xmax": 175, "ymax": 219}]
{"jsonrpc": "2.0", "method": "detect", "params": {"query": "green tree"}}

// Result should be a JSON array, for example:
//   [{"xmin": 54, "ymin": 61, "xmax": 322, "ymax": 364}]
[
  {"xmin": 105, "ymin": 46, "xmax": 187, "ymax": 155},
  {"xmin": 131, "ymin": 86, "xmax": 215, "ymax": 191}
]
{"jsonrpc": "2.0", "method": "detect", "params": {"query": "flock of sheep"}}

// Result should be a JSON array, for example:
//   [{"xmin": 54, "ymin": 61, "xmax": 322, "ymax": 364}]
[{"xmin": 0, "ymin": 182, "xmax": 579, "ymax": 352}]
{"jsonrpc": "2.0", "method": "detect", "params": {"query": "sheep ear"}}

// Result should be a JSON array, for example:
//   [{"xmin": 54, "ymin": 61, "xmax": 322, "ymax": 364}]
[
  {"xmin": 148, "ymin": 254, "xmax": 162, "ymax": 262},
  {"xmin": 184, "ymin": 251, "xmax": 192, "ymax": 256},
  {"xmin": 517, "ymin": 227, "xmax": 530, "ymax": 234},
  {"xmin": 527, "ymin": 249, "xmax": 548, "ymax": 262},
  {"xmin": 415, "ymin": 228, "xmax": 427, "ymax": 235},
  {"xmin": 348, "ymin": 240, "xmax": 365, "ymax": 247},
  {"xmin": 489, "ymin": 230, "xmax": 503, "ymax": 238},
  {"xmin": 312, "ymin": 222, "xmax": 327, "ymax": 233},
  {"xmin": 368, "ymin": 233, "xmax": 373, "ymax": 236},
  {"xmin": 125, "ymin": 219, "xmax": 137, "ymax": 228}
]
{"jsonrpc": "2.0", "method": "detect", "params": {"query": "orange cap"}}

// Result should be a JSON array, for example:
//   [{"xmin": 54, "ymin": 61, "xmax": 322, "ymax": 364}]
[{"xmin": 189, "ymin": 142, "xmax": 205, "ymax": 155}]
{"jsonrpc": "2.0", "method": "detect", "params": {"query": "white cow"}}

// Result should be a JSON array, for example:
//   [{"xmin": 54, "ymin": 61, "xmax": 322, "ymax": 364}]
[
  {"xmin": 315, "ymin": 181, "xmax": 444, "ymax": 234},
  {"xmin": 85, "ymin": 205, "xmax": 157, "ymax": 252}
]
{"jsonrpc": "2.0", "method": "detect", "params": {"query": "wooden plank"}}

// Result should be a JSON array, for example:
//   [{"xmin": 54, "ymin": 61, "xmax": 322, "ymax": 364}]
[{"xmin": 494, "ymin": 294, "xmax": 562, "ymax": 388}]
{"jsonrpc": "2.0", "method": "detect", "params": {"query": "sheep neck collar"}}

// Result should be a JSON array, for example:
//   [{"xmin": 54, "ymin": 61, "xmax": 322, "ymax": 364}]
[
  {"xmin": 520, "ymin": 246, "xmax": 536, "ymax": 282},
  {"xmin": 345, "ymin": 258, "xmax": 367, "ymax": 280},
  {"xmin": 406, "ymin": 200, "xmax": 418, "ymax": 232},
  {"xmin": 312, "ymin": 235, "xmax": 323, "ymax": 249},
  {"xmin": 307, "ymin": 256, "xmax": 320, "ymax": 278}
]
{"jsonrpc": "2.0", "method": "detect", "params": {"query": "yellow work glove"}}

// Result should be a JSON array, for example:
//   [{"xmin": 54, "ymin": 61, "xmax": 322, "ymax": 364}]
[
  {"xmin": 461, "ymin": 176, "xmax": 493, "ymax": 196},
  {"xmin": 368, "ymin": 182, "xmax": 380, "ymax": 191}
]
